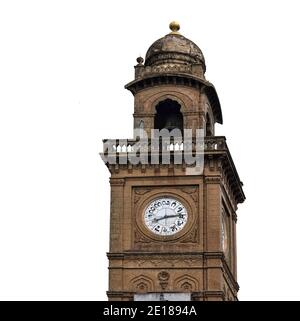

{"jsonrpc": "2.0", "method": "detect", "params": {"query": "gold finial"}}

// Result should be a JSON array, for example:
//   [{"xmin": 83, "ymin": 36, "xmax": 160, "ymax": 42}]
[{"xmin": 169, "ymin": 21, "xmax": 180, "ymax": 34}]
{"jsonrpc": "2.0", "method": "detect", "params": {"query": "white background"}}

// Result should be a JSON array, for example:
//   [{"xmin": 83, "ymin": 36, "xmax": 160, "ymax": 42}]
[{"xmin": 0, "ymin": 0, "xmax": 299, "ymax": 301}]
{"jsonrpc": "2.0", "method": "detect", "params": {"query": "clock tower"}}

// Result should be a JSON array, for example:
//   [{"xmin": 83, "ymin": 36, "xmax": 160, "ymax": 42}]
[{"xmin": 102, "ymin": 22, "xmax": 245, "ymax": 301}]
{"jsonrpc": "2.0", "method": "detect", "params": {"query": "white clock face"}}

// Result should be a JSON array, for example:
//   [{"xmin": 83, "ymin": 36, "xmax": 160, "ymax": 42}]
[{"xmin": 144, "ymin": 197, "xmax": 188, "ymax": 236}]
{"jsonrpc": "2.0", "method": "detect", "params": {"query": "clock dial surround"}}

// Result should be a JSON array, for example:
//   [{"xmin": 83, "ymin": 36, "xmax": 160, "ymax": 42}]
[{"xmin": 143, "ymin": 197, "xmax": 188, "ymax": 236}]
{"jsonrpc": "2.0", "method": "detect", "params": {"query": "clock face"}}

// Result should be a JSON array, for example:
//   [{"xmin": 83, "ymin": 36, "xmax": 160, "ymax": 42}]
[
  {"xmin": 143, "ymin": 197, "xmax": 188, "ymax": 236},
  {"xmin": 221, "ymin": 215, "xmax": 228, "ymax": 253}
]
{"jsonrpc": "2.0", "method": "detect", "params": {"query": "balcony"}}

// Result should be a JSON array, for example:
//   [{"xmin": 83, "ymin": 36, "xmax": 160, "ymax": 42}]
[{"xmin": 102, "ymin": 136, "xmax": 227, "ymax": 156}]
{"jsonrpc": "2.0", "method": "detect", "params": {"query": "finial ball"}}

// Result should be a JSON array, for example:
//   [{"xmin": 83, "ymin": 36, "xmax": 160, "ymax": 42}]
[
  {"xmin": 169, "ymin": 21, "xmax": 180, "ymax": 33},
  {"xmin": 136, "ymin": 56, "xmax": 144, "ymax": 64}
]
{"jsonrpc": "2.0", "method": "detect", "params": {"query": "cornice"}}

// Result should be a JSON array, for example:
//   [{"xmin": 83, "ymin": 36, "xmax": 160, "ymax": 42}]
[{"xmin": 204, "ymin": 149, "xmax": 245, "ymax": 205}]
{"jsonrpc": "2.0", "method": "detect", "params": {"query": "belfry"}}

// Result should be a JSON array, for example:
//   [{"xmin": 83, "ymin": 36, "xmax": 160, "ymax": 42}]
[{"xmin": 102, "ymin": 22, "xmax": 245, "ymax": 301}]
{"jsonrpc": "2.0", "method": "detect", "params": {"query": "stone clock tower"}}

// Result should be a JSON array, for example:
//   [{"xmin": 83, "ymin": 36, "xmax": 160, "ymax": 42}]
[{"xmin": 102, "ymin": 22, "xmax": 245, "ymax": 301}]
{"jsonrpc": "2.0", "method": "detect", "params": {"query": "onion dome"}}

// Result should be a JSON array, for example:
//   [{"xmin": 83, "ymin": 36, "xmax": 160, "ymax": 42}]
[{"xmin": 145, "ymin": 21, "xmax": 206, "ymax": 72}]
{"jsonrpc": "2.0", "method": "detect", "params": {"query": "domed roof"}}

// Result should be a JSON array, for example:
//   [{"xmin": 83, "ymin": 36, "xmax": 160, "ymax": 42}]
[{"xmin": 145, "ymin": 22, "xmax": 206, "ymax": 70}]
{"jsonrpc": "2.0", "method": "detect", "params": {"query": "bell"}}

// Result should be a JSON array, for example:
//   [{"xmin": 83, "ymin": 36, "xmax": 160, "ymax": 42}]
[{"xmin": 164, "ymin": 113, "xmax": 181, "ymax": 131}]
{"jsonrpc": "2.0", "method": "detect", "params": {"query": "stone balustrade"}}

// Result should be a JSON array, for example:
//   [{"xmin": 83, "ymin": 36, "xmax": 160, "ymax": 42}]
[{"xmin": 102, "ymin": 136, "xmax": 227, "ymax": 155}]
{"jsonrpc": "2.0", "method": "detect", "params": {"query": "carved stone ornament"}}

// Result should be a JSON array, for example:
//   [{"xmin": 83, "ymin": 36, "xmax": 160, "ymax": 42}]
[
  {"xmin": 174, "ymin": 274, "xmax": 199, "ymax": 292},
  {"xmin": 160, "ymin": 282, "xmax": 168, "ymax": 290},
  {"xmin": 180, "ymin": 223, "xmax": 198, "ymax": 243},
  {"xmin": 180, "ymin": 186, "xmax": 198, "ymax": 202},
  {"xmin": 158, "ymin": 271, "xmax": 170, "ymax": 281},
  {"xmin": 158, "ymin": 271, "xmax": 170, "ymax": 290},
  {"xmin": 134, "ymin": 188, "xmax": 151, "ymax": 204},
  {"xmin": 131, "ymin": 275, "xmax": 154, "ymax": 292},
  {"xmin": 134, "ymin": 188, "xmax": 151, "ymax": 195},
  {"xmin": 126, "ymin": 255, "xmax": 202, "ymax": 269},
  {"xmin": 134, "ymin": 229, "xmax": 151, "ymax": 243}
]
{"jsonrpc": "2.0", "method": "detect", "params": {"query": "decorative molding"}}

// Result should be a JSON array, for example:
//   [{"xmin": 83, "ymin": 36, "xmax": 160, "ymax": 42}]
[
  {"xmin": 133, "ymin": 187, "xmax": 151, "ymax": 204},
  {"xmin": 180, "ymin": 224, "xmax": 198, "ymax": 243},
  {"xmin": 108, "ymin": 252, "xmax": 238, "ymax": 272},
  {"xmin": 181, "ymin": 258, "xmax": 200, "ymax": 266},
  {"xmin": 108, "ymin": 251, "xmax": 220, "ymax": 259},
  {"xmin": 134, "ymin": 229, "xmax": 151, "ymax": 243},
  {"xmin": 180, "ymin": 186, "xmax": 198, "ymax": 203},
  {"xmin": 204, "ymin": 176, "xmax": 221, "ymax": 184},
  {"xmin": 134, "ymin": 188, "xmax": 152, "ymax": 195},
  {"xmin": 106, "ymin": 252, "xmax": 124, "ymax": 259},
  {"xmin": 123, "ymin": 255, "xmax": 203, "ymax": 268},
  {"xmin": 106, "ymin": 291, "xmax": 135, "ymax": 300},
  {"xmin": 174, "ymin": 274, "xmax": 199, "ymax": 292},
  {"xmin": 137, "ymin": 260, "xmax": 146, "ymax": 267},
  {"xmin": 131, "ymin": 275, "xmax": 154, "ymax": 293},
  {"xmin": 190, "ymin": 291, "xmax": 226, "ymax": 300},
  {"xmin": 110, "ymin": 178, "xmax": 125, "ymax": 186},
  {"xmin": 147, "ymin": 90, "xmax": 193, "ymax": 114}
]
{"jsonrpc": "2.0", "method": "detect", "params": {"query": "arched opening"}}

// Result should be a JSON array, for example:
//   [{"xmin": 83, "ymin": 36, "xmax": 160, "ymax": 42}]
[
  {"xmin": 154, "ymin": 99, "xmax": 183, "ymax": 133},
  {"xmin": 206, "ymin": 113, "xmax": 213, "ymax": 136}
]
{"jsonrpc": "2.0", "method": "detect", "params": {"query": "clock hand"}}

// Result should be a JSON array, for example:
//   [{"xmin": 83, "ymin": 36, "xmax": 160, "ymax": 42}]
[
  {"xmin": 152, "ymin": 215, "xmax": 166, "ymax": 223},
  {"xmin": 152, "ymin": 210, "xmax": 167, "ymax": 223},
  {"xmin": 154, "ymin": 213, "xmax": 181, "ymax": 222}
]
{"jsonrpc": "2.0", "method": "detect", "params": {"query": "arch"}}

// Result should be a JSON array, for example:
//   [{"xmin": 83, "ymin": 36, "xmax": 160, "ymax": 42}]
[
  {"xmin": 152, "ymin": 95, "xmax": 188, "ymax": 114},
  {"xmin": 174, "ymin": 274, "xmax": 199, "ymax": 292},
  {"xmin": 154, "ymin": 99, "xmax": 183, "ymax": 133},
  {"xmin": 131, "ymin": 275, "xmax": 154, "ymax": 293},
  {"xmin": 146, "ymin": 90, "xmax": 194, "ymax": 114}
]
